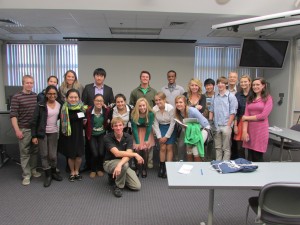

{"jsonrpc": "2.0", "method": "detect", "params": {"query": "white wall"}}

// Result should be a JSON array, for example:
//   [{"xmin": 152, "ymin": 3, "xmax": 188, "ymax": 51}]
[
  {"xmin": 78, "ymin": 41, "xmax": 195, "ymax": 100},
  {"xmin": 264, "ymin": 41, "xmax": 294, "ymax": 128}
]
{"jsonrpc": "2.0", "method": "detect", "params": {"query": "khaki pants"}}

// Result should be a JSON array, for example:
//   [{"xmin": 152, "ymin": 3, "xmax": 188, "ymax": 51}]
[
  {"xmin": 104, "ymin": 159, "xmax": 141, "ymax": 190},
  {"xmin": 214, "ymin": 125, "xmax": 232, "ymax": 161}
]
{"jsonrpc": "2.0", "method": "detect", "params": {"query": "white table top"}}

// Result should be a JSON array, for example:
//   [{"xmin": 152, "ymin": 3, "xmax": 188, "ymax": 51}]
[
  {"xmin": 166, "ymin": 162, "xmax": 300, "ymax": 190},
  {"xmin": 269, "ymin": 127, "xmax": 300, "ymax": 143}
]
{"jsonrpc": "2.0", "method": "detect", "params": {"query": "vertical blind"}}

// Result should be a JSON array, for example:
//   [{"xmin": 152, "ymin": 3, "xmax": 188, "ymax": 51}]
[
  {"xmin": 6, "ymin": 44, "xmax": 78, "ymax": 92},
  {"xmin": 194, "ymin": 45, "xmax": 261, "ymax": 84}
]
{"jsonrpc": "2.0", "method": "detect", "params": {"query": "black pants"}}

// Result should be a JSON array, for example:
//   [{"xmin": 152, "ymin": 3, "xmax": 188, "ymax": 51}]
[
  {"xmin": 89, "ymin": 134, "xmax": 105, "ymax": 172},
  {"xmin": 248, "ymin": 149, "xmax": 264, "ymax": 162}
]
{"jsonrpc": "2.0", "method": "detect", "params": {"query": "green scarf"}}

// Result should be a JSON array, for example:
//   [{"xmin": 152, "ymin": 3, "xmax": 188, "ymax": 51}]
[
  {"xmin": 184, "ymin": 122, "xmax": 205, "ymax": 157},
  {"xmin": 61, "ymin": 101, "xmax": 87, "ymax": 136}
]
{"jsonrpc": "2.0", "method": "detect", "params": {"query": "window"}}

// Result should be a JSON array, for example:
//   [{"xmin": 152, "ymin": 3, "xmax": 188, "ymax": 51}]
[
  {"xmin": 6, "ymin": 44, "xmax": 78, "ymax": 92},
  {"xmin": 194, "ymin": 45, "xmax": 261, "ymax": 84}
]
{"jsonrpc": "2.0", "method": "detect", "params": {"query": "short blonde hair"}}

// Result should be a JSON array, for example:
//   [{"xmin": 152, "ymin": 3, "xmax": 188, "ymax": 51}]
[
  {"xmin": 111, "ymin": 117, "xmax": 124, "ymax": 127},
  {"xmin": 187, "ymin": 78, "xmax": 202, "ymax": 96},
  {"xmin": 131, "ymin": 98, "xmax": 153, "ymax": 124},
  {"xmin": 22, "ymin": 75, "xmax": 34, "ymax": 84}
]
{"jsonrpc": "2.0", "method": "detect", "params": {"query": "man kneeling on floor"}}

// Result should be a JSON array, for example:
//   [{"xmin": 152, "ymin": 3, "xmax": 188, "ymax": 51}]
[{"xmin": 104, "ymin": 117, "xmax": 144, "ymax": 198}]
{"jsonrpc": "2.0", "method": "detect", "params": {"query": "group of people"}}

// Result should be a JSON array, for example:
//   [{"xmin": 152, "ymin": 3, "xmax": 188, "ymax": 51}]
[{"xmin": 10, "ymin": 68, "xmax": 273, "ymax": 198}]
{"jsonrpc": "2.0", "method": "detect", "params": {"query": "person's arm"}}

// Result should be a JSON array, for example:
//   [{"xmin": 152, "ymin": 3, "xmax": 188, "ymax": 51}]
[
  {"xmin": 11, "ymin": 117, "xmax": 23, "ymax": 140},
  {"xmin": 129, "ymin": 91, "xmax": 136, "ymax": 106},
  {"xmin": 241, "ymin": 103, "xmax": 249, "ymax": 142},
  {"xmin": 108, "ymin": 87, "xmax": 114, "ymax": 105},
  {"xmin": 243, "ymin": 96, "xmax": 273, "ymax": 122},
  {"xmin": 152, "ymin": 113, "xmax": 162, "ymax": 139},
  {"xmin": 10, "ymin": 95, "xmax": 23, "ymax": 139},
  {"xmin": 30, "ymin": 104, "xmax": 40, "ymax": 144},
  {"xmin": 197, "ymin": 94, "xmax": 206, "ymax": 114},
  {"xmin": 144, "ymin": 112, "xmax": 155, "ymax": 142},
  {"xmin": 131, "ymin": 119, "xmax": 140, "ymax": 144},
  {"xmin": 81, "ymin": 85, "xmax": 87, "ymax": 105},
  {"xmin": 164, "ymin": 107, "xmax": 175, "ymax": 138}
]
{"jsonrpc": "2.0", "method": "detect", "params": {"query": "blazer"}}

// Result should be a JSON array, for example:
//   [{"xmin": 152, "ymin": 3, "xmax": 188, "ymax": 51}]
[{"xmin": 82, "ymin": 83, "xmax": 114, "ymax": 106}]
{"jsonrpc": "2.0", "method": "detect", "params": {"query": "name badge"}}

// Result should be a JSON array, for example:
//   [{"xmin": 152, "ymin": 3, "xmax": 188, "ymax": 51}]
[{"xmin": 77, "ymin": 112, "xmax": 85, "ymax": 118}]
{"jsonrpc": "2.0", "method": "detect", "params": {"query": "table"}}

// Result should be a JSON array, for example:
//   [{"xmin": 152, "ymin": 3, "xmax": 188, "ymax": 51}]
[
  {"xmin": 269, "ymin": 127, "xmax": 300, "ymax": 161},
  {"xmin": 166, "ymin": 162, "xmax": 300, "ymax": 225}
]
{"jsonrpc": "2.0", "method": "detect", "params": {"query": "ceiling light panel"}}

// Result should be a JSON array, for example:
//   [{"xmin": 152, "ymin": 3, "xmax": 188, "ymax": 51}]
[
  {"xmin": 110, "ymin": 27, "xmax": 161, "ymax": 35},
  {"xmin": 1, "ymin": 26, "xmax": 60, "ymax": 34}
]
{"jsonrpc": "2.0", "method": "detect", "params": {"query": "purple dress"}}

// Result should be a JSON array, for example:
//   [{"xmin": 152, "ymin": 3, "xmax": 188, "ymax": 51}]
[{"xmin": 243, "ymin": 96, "xmax": 273, "ymax": 153}]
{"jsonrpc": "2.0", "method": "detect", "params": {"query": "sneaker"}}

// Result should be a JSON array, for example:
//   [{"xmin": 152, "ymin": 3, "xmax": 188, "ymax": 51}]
[
  {"xmin": 114, "ymin": 186, "xmax": 123, "ymax": 198},
  {"xmin": 68, "ymin": 175, "xmax": 75, "ymax": 182},
  {"xmin": 31, "ymin": 169, "xmax": 42, "ymax": 178},
  {"xmin": 97, "ymin": 171, "xmax": 104, "ymax": 177},
  {"xmin": 89, "ymin": 172, "xmax": 96, "ymax": 178},
  {"xmin": 74, "ymin": 174, "xmax": 82, "ymax": 181},
  {"xmin": 22, "ymin": 177, "xmax": 30, "ymax": 186}
]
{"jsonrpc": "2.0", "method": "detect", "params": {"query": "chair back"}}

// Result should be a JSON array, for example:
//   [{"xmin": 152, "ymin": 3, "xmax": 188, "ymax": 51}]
[
  {"xmin": 290, "ymin": 124, "xmax": 300, "ymax": 132},
  {"xmin": 258, "ymin": 182, "xmax": 300, "ymax": 219}
]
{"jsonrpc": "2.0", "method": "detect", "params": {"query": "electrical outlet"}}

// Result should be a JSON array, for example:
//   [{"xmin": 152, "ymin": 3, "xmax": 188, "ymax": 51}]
[{"xmin": 279, "ymin": 93, "xmax": 284, "ymax": 98}]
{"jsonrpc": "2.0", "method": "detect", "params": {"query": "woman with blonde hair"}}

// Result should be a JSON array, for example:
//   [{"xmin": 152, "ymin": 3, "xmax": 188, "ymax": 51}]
[
  {"xmin": 184, "ymin": 78, "xmax": 206, "ymax": 114},
  {"xmin": 152, "ymin": 92, "xmax": 176, "ymax": 178},
  {"xmin": 233, "ymin": 75, "xmax": 251, "ymax": 159},
  {"xmin": 131, "ymin": 98, "xmax": 155, "ymax": 178},
  {"xmin": 59, "ymin": 70, "xmax": 84, "ymax": 102}
]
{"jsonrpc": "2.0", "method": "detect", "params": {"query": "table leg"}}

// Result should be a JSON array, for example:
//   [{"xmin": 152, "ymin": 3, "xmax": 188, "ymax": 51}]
[
  {"xmin": 0, "ymin": 145, "xmax": 10, "ymax": 168},
  {"xmin": 279, "ymin": 138, "xmax": 284, "ymax": 162},
  {"xmin": 207, "ymin": 189, "xmax": 214, "ymax": 225}
]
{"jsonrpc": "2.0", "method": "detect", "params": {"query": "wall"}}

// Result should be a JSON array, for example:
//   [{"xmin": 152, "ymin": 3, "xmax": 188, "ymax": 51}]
[
  {"xmin": 0, "ymin": 42, "xmax": 6, "ymax": 110},
  {"xmin": 78, "ymin": 41, "xmax": 195, "ymax": 100},
  {"xmin": 264, "ymin": 41, "xmax": 294, "ymax": 128}
]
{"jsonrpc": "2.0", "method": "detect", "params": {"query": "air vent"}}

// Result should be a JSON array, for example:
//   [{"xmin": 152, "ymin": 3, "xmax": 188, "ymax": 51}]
[
  {"xmin": 1, "ymin": 26, "xmax": 60, "ymax": 34},
  {"xmin": 169, "ymin": 22, "xmax": 187, "ymax": 26},
  {"xmin": 110, "ymin": 27, "xmax": 161, "ymax": 35}
]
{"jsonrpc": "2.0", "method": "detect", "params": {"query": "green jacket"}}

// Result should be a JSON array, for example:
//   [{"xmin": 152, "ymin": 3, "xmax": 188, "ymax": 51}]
[
  {"xmin": 184, "ymin": 122, "xmax": 205, "ymax": 157},
  {"xmin": 129, "ymin": 85, "xmax": 157, "ymax": 108}
]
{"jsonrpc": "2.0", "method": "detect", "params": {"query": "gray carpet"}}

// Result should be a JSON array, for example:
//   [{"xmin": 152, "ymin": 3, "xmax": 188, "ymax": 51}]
[{"xmin": 0, "ymin": 145, "xmax": 267, "ymax": 225}]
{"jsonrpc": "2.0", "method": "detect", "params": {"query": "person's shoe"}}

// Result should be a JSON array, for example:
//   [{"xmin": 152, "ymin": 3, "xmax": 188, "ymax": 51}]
[
  {"xmin": 68, "ymin": 175, "xmax": 75, "ymax": 182},
  {"xmin": 113, "ymin": 186, "xmax": 123, "ymax": 198},
  {"xmin": 44, "ymin": 169, "xmax": 52, "ymax": 187},
  {"xmin": 89, "ymin": 172, "xmax": 96, "ymax": 178},
  {"xmin": 158, "ymin": 162, "xmax": 164, "ymax": 177},
  {"xmin": 142, "ymin": 169, "xmax": 147, "ymax": 178},
  {"xmin": 97, "ymin": 171, "xmax": 104, "ymax": 177},
  {"xmin": 31, "ymin": 169, "xmax": 42, "ymax": 178},
  {"xmin": 74, "ymin": 174, "xmax": 82, "ymax": 181},
  {"xmin": 51, "ymin": 168, "xmax": 63, "ymax": 181},
  {"xmin": 22, "ymin": 176, "xmax": 30, "ymax": 186}
]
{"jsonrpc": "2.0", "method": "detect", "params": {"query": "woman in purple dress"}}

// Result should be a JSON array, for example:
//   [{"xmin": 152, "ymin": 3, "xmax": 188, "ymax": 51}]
[{"xmin": 242, "ymin": 77, "xmax": 273, "ymax": 162}]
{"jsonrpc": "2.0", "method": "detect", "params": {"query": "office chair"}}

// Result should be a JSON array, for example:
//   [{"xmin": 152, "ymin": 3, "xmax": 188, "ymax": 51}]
[
  {"xmin": 246, "ymin": 182, "xmax": 300, "ymax": 225},
  {"xmin": 269, "ymin": 124, "xmax": 300, "ymax": 161}
]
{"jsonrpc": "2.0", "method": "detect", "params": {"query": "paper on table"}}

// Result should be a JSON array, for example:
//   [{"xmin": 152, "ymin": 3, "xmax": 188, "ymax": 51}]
[
  {"xmin": 178, "ymin": 164, "xmax": 194, "ymax": 174},
  {"xmin": 268, "ymin": 126, "xmax": 282, "ymax": 132}
]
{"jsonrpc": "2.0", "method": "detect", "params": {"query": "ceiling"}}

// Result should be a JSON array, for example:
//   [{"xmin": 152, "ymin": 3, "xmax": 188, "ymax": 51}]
[{"xmin": 1, "ymin": 0, "xmax": 300, "ymax": 44}]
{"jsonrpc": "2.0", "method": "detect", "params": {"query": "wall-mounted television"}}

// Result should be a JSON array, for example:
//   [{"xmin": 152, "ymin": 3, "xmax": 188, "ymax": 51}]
[{"xmin": 239, "ymin": 39, "xmax": 289, "ymax": 69}]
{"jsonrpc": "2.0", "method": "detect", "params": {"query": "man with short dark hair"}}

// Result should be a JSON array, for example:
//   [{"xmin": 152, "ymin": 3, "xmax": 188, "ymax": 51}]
[
  {"xmin": 10, "ymin": 75, "xmax": 41, "ymax": 186},
  {"xmin": 104, "ymin": 117, "xmax": 144, "ymax": 198},
  {"xmin": 82, "ymin": 68, "xmax": 114, "ymax": 106},
  {"xmin": 161, "ymin": 70, "xmax": 185, "ymax": 107},
  {"xmin": 203, "ymin": 78, "xmax": 215, "ymax": 119}
]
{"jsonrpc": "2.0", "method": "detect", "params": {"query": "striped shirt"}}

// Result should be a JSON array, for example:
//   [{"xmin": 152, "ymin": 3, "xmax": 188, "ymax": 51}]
[{"xmin": 10, "ymin": 91, "xmax": 37, "ymax": 129}]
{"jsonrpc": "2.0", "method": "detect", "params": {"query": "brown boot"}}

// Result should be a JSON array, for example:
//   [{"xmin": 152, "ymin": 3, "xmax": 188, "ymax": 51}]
[
  {"xmin": 186, "ymin": 154, "xmax": 193, "ymax": 162},
  {"xmin": 194, "ymin": 156, "xmax": 202, "ymax": 162}
]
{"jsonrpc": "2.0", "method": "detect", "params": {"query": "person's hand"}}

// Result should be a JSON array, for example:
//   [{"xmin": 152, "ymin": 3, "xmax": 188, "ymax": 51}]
[
  {"xmin": 242, "ymin": 132, "xmax": 250, "ymax": 142},
  {"xmin": 32, "ymin": 138, "xmax": 38, "ymax": 145},
  {"xmin": 234, "ymin": 125, "xmax": 238, "ymax": 135},
  {"xmin": 112, "ymin": 164, "xmax": 122, "ymax": 178},
  {"xmin": 135, "ymin": 153, "xmax": 144, "ymax": 165},
  {"xmin": 144, "ymin": 141, "xmax": 150, "ymax": 149},
  {"xmin": 83, "ymin": 119, "xmax": 87, "ymax": 126},
  {"xmin": 159, "ymin": 137, "xmax": 167, "ymax": 144},
  {"xmin": 242, "ymin": 116, "xmax": 247, "ymax": 121},
  {"xmin": 15, "ymin": 130, "xmax": 23, "ymax": 140}
]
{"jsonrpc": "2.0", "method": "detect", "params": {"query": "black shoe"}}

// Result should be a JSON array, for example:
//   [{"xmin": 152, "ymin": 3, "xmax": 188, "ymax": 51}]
[
  {"xmin": 158, "ymin": 162, "xmax": 164, "ymax": 177},
  {"xmin": 68, "ymin": 175, "xmax": 75, "ymax": 182},
  {"xmin": 44, "ymin": 169, "xmax": 52, "ymax": 187},
  {"xmin": 114, "ymin": 186, "xmax": 123, "ymax": 198},
  {"xmin": 51, "ymin": 168, "xmax": 63, "ymax": 181},
  {"xmin": 74, "ymin": 174, "xmax": 82, "ymax": 181},
  {"xmin": 142, "ymin": 169, "xmax": 147, "ymax": 178}
]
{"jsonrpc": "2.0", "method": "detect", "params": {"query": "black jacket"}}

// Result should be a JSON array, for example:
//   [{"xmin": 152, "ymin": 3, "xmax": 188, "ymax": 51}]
[
  {"xmin": 82, "ymin": 83, "xmax": 114, "ymax": 106},
  {"xmin": 31, "ymin": 101, "xmax": 61, "ymax": 139}
]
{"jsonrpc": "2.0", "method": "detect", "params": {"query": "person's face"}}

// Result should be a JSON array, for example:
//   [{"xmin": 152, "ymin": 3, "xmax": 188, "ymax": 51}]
[
  {"xmin": 94, "ymin": 96, "xmax": 104, "ymax": 109},
  {"xmin": 240, "ymin": 78, "xmax": 251, "ymax": 90},
  {"xmin": 167, "ymin": 72, "xmax": 176, "ymax": 84},
  {"xmin": 46, "ymin": 89, "xmax": 57, "ymax": 102},
  {"xmin": 48, "ymin": 77, "xmax": 58, "ymax": 86},
  {"xmin": 252, "ymin": 80, "xmax": 265, "ymax": 94},
  {"xmin": 66, "ymin": 72, "xmax": 76, "ymax": 86},
  {"xmin": 175, "ymin": 98, "xmax": 186, "ymax": 112},
  {"xmin": 155, "ymin": 96, "xmax": 165, "ymax": 109},
  {"xmin": 217, "ymin": 82, "xmax": 226, "ymax": 91},
  {"xmin": 23, "ymin": 78, "xmax": 34, "ymax": 92},
  {"xmin": 67, "ymin": 92, "xmax": 79, "ymax": 105},
  {"xmin": 116, "ymin": 97, "xmax": 126, "ymax": 110},
  {"xmin": 138, "ymin": 101, "xmax": 147, "ymax": 114},
  {"xmin": 112, "ymin": 121, "xmax": 124, "ymax": 135},
  {"xmin": 189, "ymin": 81, "xmax": 200, "ymax": 93},
  {"xmin": 94, "ymin": 74, "xmax": 105, "ymax": 86},
  {"xmin": 228, "ymin": 73, "xmax": 238, "ymax": 86},
  {"xmin": 205, "ymin": 84, "xmax": 214, "ymax": 93},
  {"xmin": 140, "ymin": 73, "xmax": 150, "ymax": 85}
]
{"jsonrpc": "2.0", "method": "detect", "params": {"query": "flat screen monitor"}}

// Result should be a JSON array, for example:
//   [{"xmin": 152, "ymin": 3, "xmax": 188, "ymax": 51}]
[
  {"xmin": 5, "ymin": 86, "xmax": 23, "ymax": 110},
  {"xmin": 239, "ymin": 39, "xmax": 289, "ymax": 68}
]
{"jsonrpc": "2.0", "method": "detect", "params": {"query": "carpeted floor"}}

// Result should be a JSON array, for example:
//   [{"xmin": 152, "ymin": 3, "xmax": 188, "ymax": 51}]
[{"xmin": 1, "ymin": 143, "xmax": 293, "ymax": 225}]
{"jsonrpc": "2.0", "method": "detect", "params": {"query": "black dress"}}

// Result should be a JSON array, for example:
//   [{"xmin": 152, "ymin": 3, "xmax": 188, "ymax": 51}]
[{"xmin": 59, "ymin": 109, "xmax": 85, "ymax": 159}]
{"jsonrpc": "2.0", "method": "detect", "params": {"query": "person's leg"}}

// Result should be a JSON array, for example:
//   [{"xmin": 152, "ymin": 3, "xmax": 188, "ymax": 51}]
[
  {"xmin": 214, "ymin": 130, "xmax": 222, "ymax": 161},
  {"xmin": 177, "ymin": 130, "xmax": 186, "ymax": 161},
  {"xmin": 89, "ymin": 136, "xmax": 98, "ymax": 178},
  {"xmin": 47, "ymin": 133, "xmax": 62, "ymax": 181},
  {"xmin": 68, "ymin": 158, "xmax": 76, "ymax": 182},
  {"xmin": 125, "ymin": 167, "xmax": 141, "ymax": 190},
  {"xmin": 97, "ymin": 134, "xmax": 105, "ymax": 176},
  {"xmin": 158, "ymin": 143, "xmax": 166, "ymax": 177},
  {"xmin": 38, "ymin": 135, "xmax": 52, "ymax": 187},
  {"xmin": 221, "ymin": 126, "xmax": 232, "ymax": 160},
  {"xmin": 236, "ymin": 141, "xmax": 246, "ymax": 159},
  {"xmin": 75, "ymin": 157, "xmax": 82, "ymax": 175},
  {"xmin": 249, "ymin": 149, "xmax": 264, "ymax": 162},
  {"xmin": 148, "ymin": 147, "xmax": 153, "ymax": 168},
  {"xmin": 142, "ymin": 150, "xmax": 149, "ymax": 178}
]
